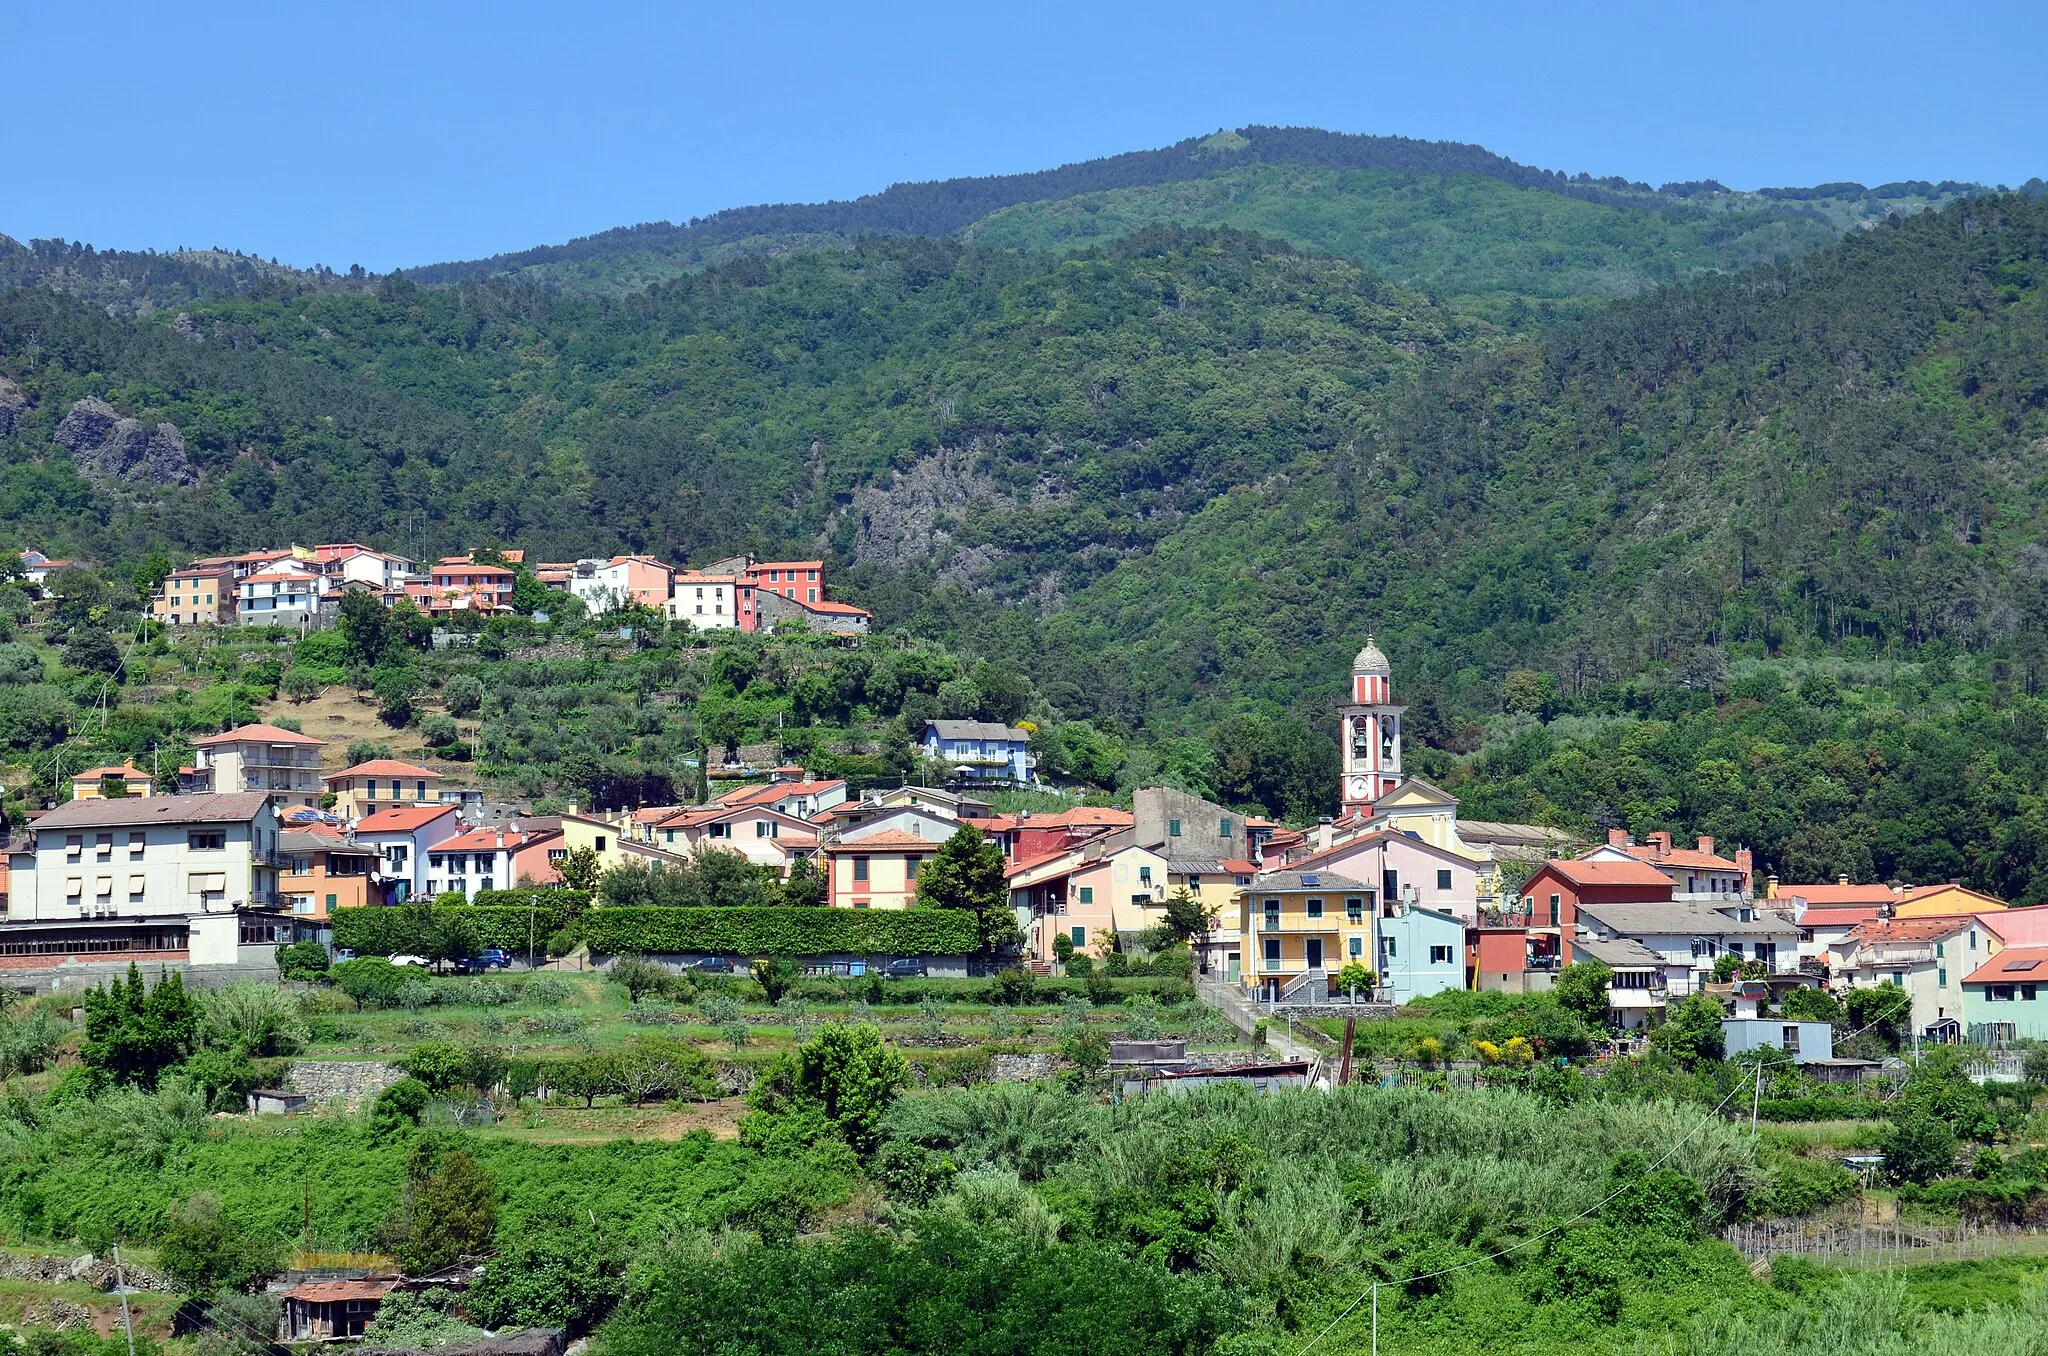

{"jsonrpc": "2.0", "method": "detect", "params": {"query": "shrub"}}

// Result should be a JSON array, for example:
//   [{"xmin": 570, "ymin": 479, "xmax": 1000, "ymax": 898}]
[
  {"xmin": 465, "ymin": 1224, "xmax": 624, "ymax": 1334},
  {"xmin": 1878, "ymin": 1112, "xmax": 1958, "ymax": 1185},
  {"xmin": 375, "ymin": 1078, "xmax": 431, "ymax": 1125},
  {"xmin": 582, "ymin": 906, "xmax": 979, "ymax": 957},
  {"xmin": 158, "ymin": 1192, "xmax": 283, "ymax": 1296},
  {"xmin": 745, "ymin": 1023, "xmax": 909, "ymax": 1157},
  {"xmin": 275, "ymin": 940, "xmax": 331, "ymax": 981}
]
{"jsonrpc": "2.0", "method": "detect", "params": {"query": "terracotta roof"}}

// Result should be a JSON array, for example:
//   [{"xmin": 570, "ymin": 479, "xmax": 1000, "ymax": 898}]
[
  {"xmin": 435, "ymin": 828, "xmax": 538, "ymax": 851},
  {"xmin": 71, "ymin": 764, "xmax": 148, "ymax": 780},
  {"xmin": 282, "ymin": 1279, "xmax": 394, "ymax": 1304},
  {"xmin": 632, "ymin": 805, "xmax": 687, "ymax": 824},
  {"xmin": 803, "ymin": 601, "xmax": 871, "ymax": 616},
  {"xmin": 354, "ymin": 804, "xmax": 460, "ymax": 833},
  {"xmin": 1221, "ymin": 858, "xmax": 1259, "ymax": 874},
  {"xmin": 1616, "ymin": 842, "xmax": 1742, "ymax": 872},
  {"xmin": 823, "ymin": 830, "xmax": 942, "ymax": 852},
  {"xmin": 326, "ymin": 759, "xmax": 441, "ymax": 782},
  {"xmin": 1896, "ymin": 883, "xmax": 2009, "ymax": 908},
  {"xmin": 961, "ymin": 816, "xmax": 1020, "ymax": 832},
  {"xmin": 193, "ymin": 723, "xmax": 325, "ymax": 746},
  {"xmin": 749, "ymin": 559, "xmax": 824, "ymax": 571},
  {"xmin": 33, "ymin": 792, "xmax": 272, "ymax": 829},
  {"xmin": 1798, "ymin": 905, "xmax": 1884, "ymax": 927},
  {"xmin": 241, "ymin": 569, "xmax": 320, "ymax": 584},
  {"xmin": 1541, "ymin": 858, "xmax": 1677, "ymax": 888},
  {"xmin": 1026, "ymin": 807, "xmax": 1134, "ymax": 829},
  {"xmin": 1774, "ymin": 882, "xmax": 1897, "ymax": 905},
  {"xmin": 1843, "ymin": 916, "xmax": 1976, "ymax": 946},
  {"xmin": 1963, "ymin": 946, "xmax": 2048, "ymax": 985}
]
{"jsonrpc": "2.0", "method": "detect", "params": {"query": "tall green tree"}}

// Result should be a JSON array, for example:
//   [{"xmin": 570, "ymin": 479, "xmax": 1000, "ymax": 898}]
[
  {"xmin": 80, "ymin": 963, "xmax": 197, "ymax": 1088},
  {"xmin": 914, "ymin": 826, "xmax": 1018, "ymax": 955}
]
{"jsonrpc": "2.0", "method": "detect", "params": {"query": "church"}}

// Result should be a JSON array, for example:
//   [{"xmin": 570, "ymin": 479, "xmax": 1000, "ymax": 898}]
[{"xmin": 1279, "ymin": 637, "xmax": 1577, "ymax": 913}]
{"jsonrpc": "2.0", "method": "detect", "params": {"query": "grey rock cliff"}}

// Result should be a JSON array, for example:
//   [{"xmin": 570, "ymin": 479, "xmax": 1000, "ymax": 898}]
[
  {"xmin": 0, "ymin": 377, "xmax": 25, "ymax": 437},
  {"xmin": 53, "ymin": 397, "xmax": 198, "ymax": 487}
]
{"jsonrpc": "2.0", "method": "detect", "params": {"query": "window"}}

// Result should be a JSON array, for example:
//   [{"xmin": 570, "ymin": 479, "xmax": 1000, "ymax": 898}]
[
  {"xmin": 1219, "ymin": 818, "xmax": 1231, "ymax": 837},
  {"xmin": 128, "ymin": 831, "xmax": 145, "ymax": 859},
  {"xmin": 430, "ymin": 854, "xmax": 445, "ymax": 869},
  {"xmin": 1349, "ymin": 936, "xmax": 1363, "ymax": 958},
  {"xmin": 709, "ymin": 822, "xmax": 730, "ymax": 838},
  {"xmin": 1436, "ymin": 869, "xmax": 1452, "ymax": 891},
  {"xmin": 94, "ymin": 834, "xmax": 112, "ymax": 861},
  {"xmin": 1169, "ymin": 818, "xmax": 1182, "ymax": 837},
  {"xmin": 65, "ymin": 835, "xmax": 81, "ymax": 862},
  {"xmin": 1782, "ymin": 1025, "xmax": 1801, "ymax": 1055},
  {"xmin": 594, "ymin": 836, "xmax": 607, "ymax": 852},
  {"xmin": 1938, "ymin": 967, "xmax": 1947, "ymax": 987},
  {"xmin": 1970, "ymin": 930, "xmax": 1979, "ymax": 949},
  {"xmin": 1429, "ymin": 945, "xmax": 1454, "ymax": 964},
  {"xmin": 1549, "ymin": 893, "xmax": 1561, "ymax": 927},
  {"xmin": 1263, "ymin": 899, "xmax": 1280, "ymax": 931},
  {"xmin": 1935, "ymin": 941, "xmax": 1944, "ymax": 958},
  {"xmin": 2025, "ymin": 985, "xmax": 2039, "ymax": 1001},
  {"xmin": 1346, "ymin": 897, "xmax": 1364, "ymax": 923},
  {"xmin": 325, "ymin": 893, "xmax": 337, "ymax": 910},
  {"xmin": 1383, "ymin": 870, "xmax": 1399, "ymax": 902},
  {"xmin": 1072, "ymin": 926, "xmax": 1086, "ymax": 947},
  {"xmin": 415, "ymin": 781, "xmax": 427, "ymax": 801},
  {"xmin": 1382, "ymin": 936, "xmax": 1398, "ymax": 959},
  {"xmin": 1138, "ymin": 865, "xmax": 1152, "ymax": 885},
  {"xmin": 907, "ymin": 857, "xmax": 922, "ymax": 881},
  {"xmin": 853, "ymin": 856, "xmax": 869, "ymax": 883},
  {"xmin": 1306, "ymin": 897, "xmax": 1324, "ymax": 920},
  {"xmin": 756, "ymin": 821, "xmax": 770, "ymax": 838},
  {"xmin": 1078, "ymin": 886, "xmax": 1094, "ymax": 904},
  {"xmin": 1262, "ymin": 937, "xmax": 1280, "ymax": 970},
  {"xmin": 1989, "ymin": 984, "xmax": 2014, "ymax": 1002},
  {"xmin": 188, "ymin": 831, "xmax": 226, "ymax": 851}
]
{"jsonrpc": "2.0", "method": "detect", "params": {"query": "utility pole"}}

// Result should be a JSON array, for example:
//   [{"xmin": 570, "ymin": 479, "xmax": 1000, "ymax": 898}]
[
  {"xmin": 112, "ymin": 1243, "xmax": 135, "ymax": 1356},
  {"xmin": 1338, "ymin": 1015, "xmax": 1357, "ymax": 1088},
  {"xmin": 1750, "ymin": 1059, "xmax": 1763, "ymax": 1134}
]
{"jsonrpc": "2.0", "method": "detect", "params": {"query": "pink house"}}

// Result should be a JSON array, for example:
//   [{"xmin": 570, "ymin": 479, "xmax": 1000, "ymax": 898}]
[{"xmin": 1283, "ymin": 829, "xmax": 1483, "ymax": 922}]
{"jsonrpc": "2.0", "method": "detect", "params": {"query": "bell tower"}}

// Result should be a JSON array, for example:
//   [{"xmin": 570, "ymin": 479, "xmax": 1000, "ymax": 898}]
[{"xmin": 1338, "ymin": 636, "xmax": 1404, "ymax": 816}]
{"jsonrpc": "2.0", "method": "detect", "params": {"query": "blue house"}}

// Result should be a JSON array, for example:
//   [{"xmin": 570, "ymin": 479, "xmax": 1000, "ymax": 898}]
[
  {"xmin": 920, "ymin": 720, "xmax": 1035, "ymax": 784},
  {"xmin": 1374, "ymin": 902, "xmax": 1467, "ymax": 1005}
]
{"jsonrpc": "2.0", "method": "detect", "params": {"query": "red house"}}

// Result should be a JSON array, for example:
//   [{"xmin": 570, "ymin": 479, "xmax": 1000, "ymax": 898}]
[{"xmin": 1514, "ymin": 858, "xmax": 1675, "ymax": 933}]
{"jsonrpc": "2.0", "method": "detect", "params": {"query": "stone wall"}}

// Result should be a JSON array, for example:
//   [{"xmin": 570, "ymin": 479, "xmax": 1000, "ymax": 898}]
[{"xmin": 285, "ymin": 1060, "xmax": 407, "ymax": 1111}]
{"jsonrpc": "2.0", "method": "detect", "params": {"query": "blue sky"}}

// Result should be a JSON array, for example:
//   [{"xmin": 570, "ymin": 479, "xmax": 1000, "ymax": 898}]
[{"xmin": 10, "ymin": 0, "xmax": 2046, "ymax": 272}]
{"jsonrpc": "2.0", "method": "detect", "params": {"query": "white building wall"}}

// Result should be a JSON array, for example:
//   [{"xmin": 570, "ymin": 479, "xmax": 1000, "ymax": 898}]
[{"xmin": 12, "ymin": 813, "xmax": 278, "ymax": 920}]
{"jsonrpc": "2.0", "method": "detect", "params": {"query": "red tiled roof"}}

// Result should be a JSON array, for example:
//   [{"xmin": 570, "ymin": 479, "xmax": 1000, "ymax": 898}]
[
  {"xmin": 1617, "ymin": 844, "xmax": 1742, "ymax": 872},
  {"xmin": 1844, "ymin": 915, "xmax": 1976, "ymax": 946},
  {"xmin": 355, "ymin": 804, "xmax": 459, "ymax": 832},
  {"xmin": 1963, "ymin": 946, "xmax": 2048, "ymax": 986},
  {"xmin": 72, "ymin": 764, "xmax": 148, "ymax": 780},
  {"xmin": 1221, "ymin": 858, "xmax": 1259, "ymax": 874},
  {"xmin": 1798, "ymin": 905, "xmax": 1883, "ymax": 927},
  {"xmin": 824, "ymin": 830, "xmax": 944, "ymax": 852},
  {"xmin": 1544, "ymin": 858, "xmax": 1677, "ymax": 888},
  {"xmin": 803, "ymin": 601, "xmax": 871, "ymax": 616},
  {"xmin": 1025, "ymin": 807, "xmax": 1134, "ymax": 829},
  {"xmin": 962, "ymin": 816, "xmax": 1020, "ymax": 832},
  {"xmin": 326, "ymin": 759, "xmax": 440, "ymax": 781},
  {"xmin": 435, "ymin": 828, "xmax": 538, "ymax": 851},
  {"xmin": 193, "ymin": 723, "xmax": 325, "ymax": 746}
]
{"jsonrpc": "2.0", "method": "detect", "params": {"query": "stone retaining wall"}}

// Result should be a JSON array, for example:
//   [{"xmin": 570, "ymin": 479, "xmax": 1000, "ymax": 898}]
[{"xmin": 285, "ymin": 1060, "xmax": 407, "ymax": 1111}]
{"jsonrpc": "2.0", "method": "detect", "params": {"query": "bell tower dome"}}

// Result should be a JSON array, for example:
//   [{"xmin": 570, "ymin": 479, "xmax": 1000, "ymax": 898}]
[{"xmin": 1338, "ymin": 636, "xmax": 1404, "ymax": 816}]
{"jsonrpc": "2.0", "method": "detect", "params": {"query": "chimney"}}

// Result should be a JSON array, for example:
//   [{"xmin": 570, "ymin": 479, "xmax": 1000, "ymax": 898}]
[
  {"xmin": 1606, "ymin": 828, "xmax": 1630, "ymax": 848},
  {"xmin": 1646, "ymin": 831, "xmax": 1673, "ymax": 858},
  {"xmin": 1766, "ymin": 874, "xmax": 1780, "ymax": 898},
  {"xmin": 1696, "ymin": 835, "xmax": 1714, "ymax": 857},
  {"xmin": 1315, "ymin": 816, "xmax": 1335, "ymax": 852},
  {"xmin": 1837, "ymin": 873, "xmax": 1850, "ymax": 887},
  {"xmin": 1735, "ymin": 847, "xmax": 1753, "ymax": 895}
]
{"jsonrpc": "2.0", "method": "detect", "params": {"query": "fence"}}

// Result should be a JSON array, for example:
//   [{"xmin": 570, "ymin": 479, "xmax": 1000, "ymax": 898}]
[{"xmin": 1724, "ymin": 1214, "xmax": 2048, "ymax": 1266}]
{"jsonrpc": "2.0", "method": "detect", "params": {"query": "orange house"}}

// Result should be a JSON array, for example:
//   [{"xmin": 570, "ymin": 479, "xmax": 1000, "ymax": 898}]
[{"xmin": 281, "ymin": 829, "xmax": 383, "ymax": 920}]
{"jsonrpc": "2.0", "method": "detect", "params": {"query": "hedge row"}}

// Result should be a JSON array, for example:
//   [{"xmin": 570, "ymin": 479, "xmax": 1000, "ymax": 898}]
[
  {"xmin": 474, "ymin": 888, "xmax": 591, "ymax": 912},
  {"xmin": 583, "ymin": 906, "xmax": 980, "ymax": 957},
  {"xmin": 332, "ymin": 903, "xmax": 571, "ymax": 955}
]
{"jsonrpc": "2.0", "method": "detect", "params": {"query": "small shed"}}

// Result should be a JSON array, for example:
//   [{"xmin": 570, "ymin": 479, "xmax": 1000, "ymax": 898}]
[
  {"xmin": 247, "ymin": 1088, "xmax": 310, "ymax": 1115},
  {"xmin": 1108, "ymin": 1039, "xmax": 1187, "ymax": 1074},
  {"xmin": 280, "ymin": 1278, "xmax": 394, "ymax": 1339},
  {"xmin": 1122, "ymin": 1060, "xmax": 1311, "ymax": 1097},
  {"xmin": 1722, "ymin": 1018, "xmax": 1835, "ymax": 1064}
]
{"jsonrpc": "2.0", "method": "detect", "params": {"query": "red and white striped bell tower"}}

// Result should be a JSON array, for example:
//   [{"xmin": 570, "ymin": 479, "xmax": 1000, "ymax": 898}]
[{"xmin": 1338, "ymin": 636, "xmax": 1404, "ymax": 817}]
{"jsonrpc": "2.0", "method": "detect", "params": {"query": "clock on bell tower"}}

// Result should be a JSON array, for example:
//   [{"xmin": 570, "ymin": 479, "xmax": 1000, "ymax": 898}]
[{"xmin": 1337, "ymin": 636, "xmax": 1404, "ymax": 818}]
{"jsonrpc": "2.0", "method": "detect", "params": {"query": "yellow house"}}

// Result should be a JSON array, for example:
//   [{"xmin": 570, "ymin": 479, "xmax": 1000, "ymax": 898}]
[
  {"xmin": 1237, "ymin": 869, "xmax": 1377, "ymax": 998},
  {"xmin": 1895, "ymin": 884, "xmax": 2009, "ymax": 919},
  {"xmin": 325, "ymin": 759, "xmax": 445, "ymax": 818},
  {"xmin": 68, "ymin": 763, "xmax": 154, "ymax": 801}
]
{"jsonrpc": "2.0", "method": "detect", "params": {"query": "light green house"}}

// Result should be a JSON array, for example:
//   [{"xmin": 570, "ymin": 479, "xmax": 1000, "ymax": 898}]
[{"xmin": 1960, "ymin": 946, "xmax": 2048, "ymax": 1043}]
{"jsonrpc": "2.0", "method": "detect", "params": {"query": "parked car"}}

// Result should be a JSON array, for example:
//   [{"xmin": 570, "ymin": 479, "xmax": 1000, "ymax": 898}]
[
  {"xmin": 478, "ymin": 948, "xmax": 511, "ymax": 969},
  {"xmin": 389, "ymin": 954, "xmax": 430, "ymax": 968},
  {"xmin": 882, "ymin": 959, "xmax": 928, "ymax": 979},
  {"xmin": 332, "ymin": 948, "xmax": 357, "ymax": 963},
  {"xmin": 693, "ymin": 957, "xmax": 736, "ymax": 973}
]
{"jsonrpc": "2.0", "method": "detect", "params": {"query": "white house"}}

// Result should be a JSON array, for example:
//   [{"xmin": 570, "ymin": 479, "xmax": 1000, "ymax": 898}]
[
  {"xmin": 645, "ymin": 804, "xmax": 820, "ymax": 870},
  {"xmin": 237, "ymin": 562, "xmax": 329, "ymax": 629},
  {"xmin": 920, "ymin": 720, "xmax": 1035, "ymax": 784},
  {"xmin": 351, "ymin": 804, "xmax": 464, "ymax": 903},
  {"xmin": 1, "ymin": 792, "xmax": 292, "ymax": 977},
  {"xmin": 183, "ymin": 723, "xmax": 327, "ymax": 809},
  {"xmin": 663, "ymin": 571, "xmax": 742, "ymax": 629},
  {"xmin": 425, "ymin": 827, "xmax": 546, "ymax": 900},
  {"xmin": 1572, "ymin": 899, "xmax": 1800, "ymax": 996},
  {"xmin": 1833, "ymin": 915, "xmax": 1991, "ymax": 1041}
]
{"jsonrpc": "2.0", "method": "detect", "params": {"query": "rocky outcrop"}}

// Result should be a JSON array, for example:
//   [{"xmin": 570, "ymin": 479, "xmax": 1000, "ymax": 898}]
[
  {"xmin": 53, "ymin": 397, "xmax": 198, "ymax": 486},
  {"xmin": 0, "ymin": 377, "xmax": 25, "ymax": 437}
]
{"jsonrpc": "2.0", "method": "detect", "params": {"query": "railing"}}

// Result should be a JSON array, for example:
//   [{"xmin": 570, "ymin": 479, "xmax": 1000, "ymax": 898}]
[{"xmin": 246, "ymin": 891, "xmax": 286, "ymax": 909}]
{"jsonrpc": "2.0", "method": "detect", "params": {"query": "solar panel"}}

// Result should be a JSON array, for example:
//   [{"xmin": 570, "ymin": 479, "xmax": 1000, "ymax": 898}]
[
  {"xmin": 1300, "ymin": 873, "xmax": 1319, "ymax": 887},
  {"xmin": 2003, "ymin": 959, "xmax": 2042, "ymax": 972}
]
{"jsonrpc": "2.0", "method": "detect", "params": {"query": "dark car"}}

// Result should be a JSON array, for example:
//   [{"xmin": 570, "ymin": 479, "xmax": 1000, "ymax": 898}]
[
  {"xmin": 478, "ymin": 948, "xmax": 511, "ymax": 969},
  {"xmin": 882, "ymin": 959, "xmax": 928, "ymax": 979},
  {"xmin": 694, "ymin": 957, "xmax": 736, "ymax": 973}
]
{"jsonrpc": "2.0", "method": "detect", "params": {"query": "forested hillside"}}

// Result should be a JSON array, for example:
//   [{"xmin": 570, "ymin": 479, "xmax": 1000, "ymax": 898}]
[{"xmin": 7, "ymin": 187, "xmax": 2048, "ymax": 882}]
